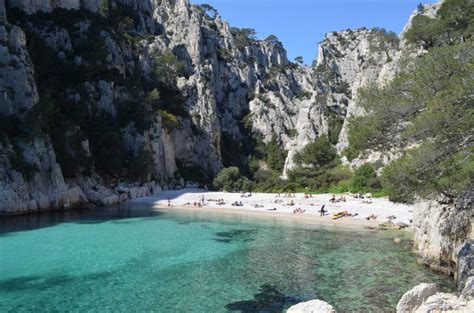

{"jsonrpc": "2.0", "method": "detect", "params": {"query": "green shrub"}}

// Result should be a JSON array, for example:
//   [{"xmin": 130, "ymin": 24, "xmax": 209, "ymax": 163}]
[
  {"xmin": 294, "ymin": 137, "xmax": 338, "ymax": 169},
  {"xmin": 265, "ymin": 136, "xmax": 288, "ymax": 172},
  {"xmin": 352, "ymin": 163, "xmax": 380, "ymax": 192},
  {"xmin": 334, "ymin": 80, "xmax": 351, "ymax": 97},
  {"xmin": 328, "ymin": 113, "xmax": 344, "ymax": 145},
  {"xmin": 213, "ymin": 167, "xmax": 254, "ymax": 192},
  {"xmin": 152, "ymin": 51, "xmax": 186, "ymax": 84},
  {"xmin": 158, "ymin": 110, "xmax": 180, "ymax": 131}
]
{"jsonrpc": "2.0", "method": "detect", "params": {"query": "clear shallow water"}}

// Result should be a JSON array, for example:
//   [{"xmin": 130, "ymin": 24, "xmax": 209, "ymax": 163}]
[{"xmin": 0, "ymin": 205, "xmax": 452, "ymax": 312}]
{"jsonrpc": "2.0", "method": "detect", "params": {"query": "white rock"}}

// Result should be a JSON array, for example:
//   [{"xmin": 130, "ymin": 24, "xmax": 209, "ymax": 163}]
[
  {"xmin": 396, "ymin": 283, "xmax": 438, "ymax": 313},
  {"xmin": 416, "ymin": 293, "xmax": 474, "ymax": 313},
  {"xmin": 287, "ymin": 299, "xmax": 336, "ymax": 313}
]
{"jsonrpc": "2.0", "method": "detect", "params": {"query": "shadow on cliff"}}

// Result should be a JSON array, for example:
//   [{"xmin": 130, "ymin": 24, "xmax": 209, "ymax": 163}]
[
  {"xmin": 134, "ymin": 188, "xmax": 209, "ymax": 203},
  {"xmin": 0, "ymin": 203, "xmax": 164, "ymax": 236},
  {"xmin": 0, "ymin": 188, "xmax": 212, "ymax": 236}
]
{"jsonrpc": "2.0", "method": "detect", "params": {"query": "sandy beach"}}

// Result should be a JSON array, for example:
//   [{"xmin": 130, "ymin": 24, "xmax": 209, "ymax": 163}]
[{"xmin": 132, "ymin": 188, "xmax": 414, "ymax": 228}]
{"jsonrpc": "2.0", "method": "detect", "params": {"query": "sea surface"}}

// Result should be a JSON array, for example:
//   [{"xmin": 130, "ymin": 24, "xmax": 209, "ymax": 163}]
[{"xmin": 0, "ymin": 204, "xmax": 453, "ymax": 312}]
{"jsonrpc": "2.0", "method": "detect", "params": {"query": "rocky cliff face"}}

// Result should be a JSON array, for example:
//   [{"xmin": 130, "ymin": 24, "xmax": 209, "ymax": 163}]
[
  {"xmin": 0, "ymin": 0, "xmax": 327, "ymax": 213},
  {"xmin": 2, "ymin": 0, "xmax": 388, "ymax": 213},
  {"xmin": 0, "ymin": 0, "xmax": 458, "ymax": 217},
  {"xmin": 413, "ymin": 191, "xmax": 473, "ymax": 275}
]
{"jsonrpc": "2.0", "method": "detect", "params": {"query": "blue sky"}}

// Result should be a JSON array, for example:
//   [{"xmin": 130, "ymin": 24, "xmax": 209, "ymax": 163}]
[{"xmin": 191, "ymin": 0, "xmax": 438, "ymax": 64}]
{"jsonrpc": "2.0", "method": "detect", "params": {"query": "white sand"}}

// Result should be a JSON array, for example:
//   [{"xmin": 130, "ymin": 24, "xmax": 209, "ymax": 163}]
[{"xmin": 132, "ymin": 188, "xmax": 414, "ymax": 225}]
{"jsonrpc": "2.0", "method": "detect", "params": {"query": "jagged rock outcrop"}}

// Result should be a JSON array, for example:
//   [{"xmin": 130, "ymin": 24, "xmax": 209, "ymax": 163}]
[
  {"xmin": 287, "ymin": 299, "xmax": 336, "ymax": 313},
  {"xmin": 397, "ymin": 283, "xmax": 474, "ymax": 313},
  {"xmin": 413, "ymin": 191, "xmax": 473, "ymax": 274},
  {"xmin": 0, "ymin": 21, "xmax": 38, "ymax": 115},
  {"xmin": 0, "ymin": 136, "xmax": 89, "ymax": 213},
  {"xmin": 396, "ymin": 283, "xmax": 439, "ymax": 312},
  {"xmin": 401, "ymin": 191, "xmax": 473, "ymax": 313},
  {"xmin": 457, "ymin": 240, "xmax": 474, "ymax": 296},
  {"xmin": 8, "ymin": 0, "xmax": 81, "ymax": 14},
  {"xmin": 314, "ymin": 28, "xmax": 400, "ymax": 153}
]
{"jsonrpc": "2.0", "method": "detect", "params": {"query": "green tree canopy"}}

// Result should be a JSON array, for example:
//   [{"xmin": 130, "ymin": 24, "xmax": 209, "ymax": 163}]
[
  {"xmin": 213, "ymin": 167, "xmax": 254, "ymax": 192},
  {"xmin": 345, "ymin": 41, "xmax": 474, "ymax": 202},
  {"xmin": 405, "ymin": 0, "xmax": 473, "ymax": 48},
  {"xmin": 294, "ymin": 136, "xmax": 338, "ymax": 169}
]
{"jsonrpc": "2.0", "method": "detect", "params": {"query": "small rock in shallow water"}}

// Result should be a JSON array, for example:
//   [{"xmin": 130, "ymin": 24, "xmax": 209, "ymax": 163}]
[{"xmin": 394, "ymin": 237, "xmax": 402, "ymax": 244}]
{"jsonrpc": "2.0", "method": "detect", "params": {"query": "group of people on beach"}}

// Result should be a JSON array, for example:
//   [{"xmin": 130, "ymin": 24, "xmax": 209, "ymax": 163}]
[
  {"xmin": 208, "ymin": 198, "xmax": 225, "ymax": 206},
  {"xmin": 276, "ymin": 193, "xmax": 296, "ymax": 198},
  {"xmin": 293, "ymin": 208, "xmax": 306, "ymax": 214},
  {"xmin": 167, "ymin": 190, "xmax": 392, "ymax": 223},
  {"xmin": 330, "ymin": 195, "xmax": 347, "ymax": 203}
]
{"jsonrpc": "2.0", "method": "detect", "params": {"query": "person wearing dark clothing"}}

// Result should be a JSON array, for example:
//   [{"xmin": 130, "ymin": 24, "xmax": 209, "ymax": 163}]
[{"xmin": 319, "ymin": 205, "xmax": 326, "ymax": 216}]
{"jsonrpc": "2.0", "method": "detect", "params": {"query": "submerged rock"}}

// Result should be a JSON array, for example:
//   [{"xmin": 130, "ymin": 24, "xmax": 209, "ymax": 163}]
[{"xmin": 287, "ymin": 299, "xmax": 336, "ymax": 313}]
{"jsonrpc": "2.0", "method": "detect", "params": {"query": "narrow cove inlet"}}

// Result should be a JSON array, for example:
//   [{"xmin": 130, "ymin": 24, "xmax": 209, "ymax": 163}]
[
  {"xmin": 0, "ymin": 204, "xmax": 453, "ymax": 312},
  {"xmin": 1, "ymin": 0, "xmax": 472, "ymax": 311}
]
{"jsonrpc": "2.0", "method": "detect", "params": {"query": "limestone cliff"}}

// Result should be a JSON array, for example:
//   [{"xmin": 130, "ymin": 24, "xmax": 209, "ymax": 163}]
[
  {"xmin": 1, "ymin": 0, "xmax": 326, "ymax": 213},
  {"xmin": 0, "ymin": 0, "xmax": 463, "ymax": 220}
]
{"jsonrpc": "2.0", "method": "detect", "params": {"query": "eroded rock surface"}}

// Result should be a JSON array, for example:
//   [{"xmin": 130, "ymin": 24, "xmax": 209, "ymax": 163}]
[{"xmin": 287, "ymin": 299, "xmax": 336, "ymax": 313}]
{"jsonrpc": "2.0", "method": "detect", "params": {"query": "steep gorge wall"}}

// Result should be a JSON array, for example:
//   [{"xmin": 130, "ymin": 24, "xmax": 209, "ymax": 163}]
[
  {"xmin": 0, "ymin": 0, "xmax": 330, "ymax": 213},
  {"xmin": 1, "ymin": 0, "xmax": 466, "ymax": 237}
]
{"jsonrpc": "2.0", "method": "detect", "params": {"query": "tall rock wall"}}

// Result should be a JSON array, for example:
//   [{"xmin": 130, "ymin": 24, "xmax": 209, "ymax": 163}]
[
  {"xmin": 0, "ymin": 0, "xmax": 450, "ymax": 215},
  {"xmin": 413, "ymin": 191, "xmax": 473, "ymax": 275}
]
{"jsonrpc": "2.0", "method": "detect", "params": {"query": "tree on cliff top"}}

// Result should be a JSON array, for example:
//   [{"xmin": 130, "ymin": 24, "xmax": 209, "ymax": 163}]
[
  {"xmin": 345, "ymin": 42, "xmax": 474, "ymax": 202},
  {"xmin": 405, "ymin": 0, "xmax": 473, "ymax": 48}
]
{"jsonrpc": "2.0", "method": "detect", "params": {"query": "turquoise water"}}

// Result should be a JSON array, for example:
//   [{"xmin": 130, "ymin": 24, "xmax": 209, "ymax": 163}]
[{"xmin": 0, "ymin": 205, "xmax": 452, "ymax": 312}]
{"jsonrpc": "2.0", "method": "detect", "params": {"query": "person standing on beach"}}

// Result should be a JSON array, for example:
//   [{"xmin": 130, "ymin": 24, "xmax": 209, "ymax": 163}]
[{"xmin": 320, "ymin": 204, "xmax": 326, "ymax": 216}]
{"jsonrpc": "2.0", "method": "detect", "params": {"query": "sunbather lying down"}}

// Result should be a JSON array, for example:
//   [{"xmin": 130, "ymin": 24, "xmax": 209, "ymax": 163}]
[
  {"xmin": 293, "ymin": 208, "xmax": 306, "ymax": 214},
  {"xmin": 365, "ymin": 214, "xmax": 377, "ymax": 220}
]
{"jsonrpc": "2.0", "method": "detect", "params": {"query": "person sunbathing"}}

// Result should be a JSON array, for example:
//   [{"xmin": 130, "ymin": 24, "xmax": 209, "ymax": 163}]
[
  {"xmin": 330, "ymin": 195, "xmax": 336, "ymax": 203},
  {"xmin": 365, "ymin": 214, "xmax": 377, "ymax": 220},
  {"xmin": 293, "ymin": 208, "xmax": 306, "ymax": 214}
]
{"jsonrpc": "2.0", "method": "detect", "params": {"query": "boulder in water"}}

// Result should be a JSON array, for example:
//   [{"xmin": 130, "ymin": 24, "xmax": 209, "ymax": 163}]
[{"xmin": 287, "ymin": 299, "xmax": 336, "ymax": 313}]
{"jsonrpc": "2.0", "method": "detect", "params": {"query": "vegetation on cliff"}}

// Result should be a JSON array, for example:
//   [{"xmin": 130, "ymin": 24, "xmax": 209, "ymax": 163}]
[{"xmin": 345, "ymin": 0, "xmax": 473, "ymax": 202}]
